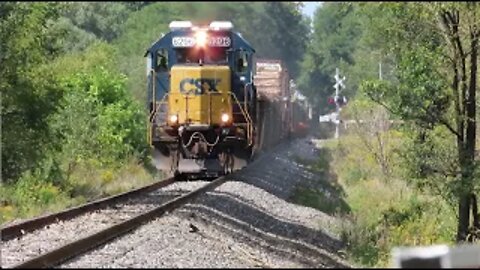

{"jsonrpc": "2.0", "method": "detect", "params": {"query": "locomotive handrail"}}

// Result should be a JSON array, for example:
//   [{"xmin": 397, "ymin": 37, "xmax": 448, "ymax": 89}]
[
  {"xmin": 230, "ymin": 91, "xmax": 254, "ymax": 146},
  {"xmin": 244, "ymin": 82, "xmax": 254, "ymax": 146},
  {"xmin": 244, "ymin": 82, "xmax": 251, "ymax": 117},
  {"xmin": 154, "ymin": 93, "xmax": 169, "ymax": 123},
  {"xmin": 148, "ymin": 72, "xmax": 169, "ymax": 146},
  {"xmin": 147, "ymin": 73, "xmax": 254, "ymax": 147},
  {"xmin": 147, "ymin": 69, "xmax": 160, "ymax": 122},
  {"xmin": 147, "ymin": 69, "xmax": 156, "ymax": 146}
]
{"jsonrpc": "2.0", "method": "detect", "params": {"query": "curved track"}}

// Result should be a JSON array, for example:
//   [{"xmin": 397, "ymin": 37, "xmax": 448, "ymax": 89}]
[
  {"xmin": 10, "ymin": 176, "xmax": 226, "ymax": 269},
  {"xmin": 1, "ymin": 177, "xmax": 176, "ymax": 242}
]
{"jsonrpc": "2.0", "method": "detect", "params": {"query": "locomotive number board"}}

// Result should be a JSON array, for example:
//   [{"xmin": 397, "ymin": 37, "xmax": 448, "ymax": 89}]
[{"xmin": 172, "ymin": 36, "xmax": 231, "ymax": 47}]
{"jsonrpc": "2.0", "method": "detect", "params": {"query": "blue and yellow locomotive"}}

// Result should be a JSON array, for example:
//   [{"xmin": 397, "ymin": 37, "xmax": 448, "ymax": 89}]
[{"xmin": 145, "ymin": 21, "xmax": 257, "ymax": 177}]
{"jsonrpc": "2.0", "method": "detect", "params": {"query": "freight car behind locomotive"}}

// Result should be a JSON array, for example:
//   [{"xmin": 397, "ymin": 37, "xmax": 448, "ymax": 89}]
[
  {"xmin": 291, "ymin": 100, "xmax": 310, "ymax": 138},
  {"xmin": 253, "ymin": 59, "xmax": 292, "ymax": 152}
]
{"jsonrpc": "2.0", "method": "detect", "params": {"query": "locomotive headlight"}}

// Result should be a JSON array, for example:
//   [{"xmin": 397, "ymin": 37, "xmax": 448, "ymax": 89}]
[
  {"xmin": 195, "ymin": 31, "xmax": 208, "ymax": 47},
  {"xmin": 221, "ymin": 113, "xmax": 230, "ymax": 123},
  {"xmin": 169, "ymin": 114, "xmax": 178, "ymax": 124}
]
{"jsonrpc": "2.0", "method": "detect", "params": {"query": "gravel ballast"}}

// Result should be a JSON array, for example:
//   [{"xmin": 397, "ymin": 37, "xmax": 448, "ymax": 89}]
[
  {"xmin": 60, "ymin": 137, "xmax": 351, "ymax": 268},
  {"xmin": 1, "ymin": 182, "xmax": 204, "ymax": 268}
]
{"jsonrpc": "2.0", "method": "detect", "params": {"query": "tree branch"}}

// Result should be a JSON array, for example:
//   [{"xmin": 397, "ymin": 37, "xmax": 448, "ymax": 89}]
[
  {"xmin": 439, "ymin": 117, "xmax": 463, "ymax": 139},
  {"xmin": 367, "ymin": 91, "xmax": 462, "ymax": 139}
]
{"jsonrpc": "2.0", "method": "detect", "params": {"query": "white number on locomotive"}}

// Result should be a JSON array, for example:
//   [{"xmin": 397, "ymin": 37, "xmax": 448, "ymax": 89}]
[
  {"xmin": 172, "ymin": 36, "xmax": 196, "ymax": 47},
  {"xmin": 208, "ymin": 36, "xmax": 231, "ymax": 47},
  {"xmin": 172, "ymin": 36, "xmax": 231, "ymax": 47}
]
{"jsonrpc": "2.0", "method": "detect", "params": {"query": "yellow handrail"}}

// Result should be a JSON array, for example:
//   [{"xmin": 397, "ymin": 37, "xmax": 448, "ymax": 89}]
[
  {"xmin": 230, "ymin": 92, "xmax": 254, "ymax": 146},
  {"xmin": 147, "ymin": 70, "xmax": 254, "ymax": 148},
  {"xmin": 153, "ymin": 93, "xmax": 169, "ymax": 124},
  {"xmin": 148, "ymin": 68, "xmax": 169, "ymax": 146},
  {"xmin": 147, "ymin": 69, "xmax": 155, "ymax": 146}
]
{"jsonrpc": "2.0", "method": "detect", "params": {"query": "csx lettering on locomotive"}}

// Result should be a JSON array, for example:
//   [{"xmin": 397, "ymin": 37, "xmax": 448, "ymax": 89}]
[{"xmin": 179, "ymin": 78, "xmax": 221, "ymax": 95}]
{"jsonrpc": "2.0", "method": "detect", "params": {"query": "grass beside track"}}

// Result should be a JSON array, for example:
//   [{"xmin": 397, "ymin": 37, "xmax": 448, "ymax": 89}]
[
  {"xmin": 290, "ymin": 138, "xmax": 456, "ymax": 267},
  {"xmin": 0, "ymin": 158, "xmax": 164, "ymax": 227}
]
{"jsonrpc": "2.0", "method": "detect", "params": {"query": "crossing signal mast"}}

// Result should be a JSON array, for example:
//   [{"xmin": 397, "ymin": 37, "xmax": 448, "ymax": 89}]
[{"xmin": 333, "ymin": 68, "xmax": 347, "ymax": 139}]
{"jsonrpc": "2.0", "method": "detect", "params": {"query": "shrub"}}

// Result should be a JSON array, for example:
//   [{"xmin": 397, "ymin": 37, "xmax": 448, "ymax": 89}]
[{"xmin": 323, "ymin": 119, "xmax": 456, "ymax": 267}]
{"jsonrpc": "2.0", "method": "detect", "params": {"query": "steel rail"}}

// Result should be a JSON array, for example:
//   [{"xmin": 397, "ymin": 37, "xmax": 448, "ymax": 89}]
[
  {"xmin": 1, "ymin": 177, "xmax": 176, "ymax": 241},
  {"xmin": 12, "ymin": 176, "xmax": 227, "ymax": 269}
]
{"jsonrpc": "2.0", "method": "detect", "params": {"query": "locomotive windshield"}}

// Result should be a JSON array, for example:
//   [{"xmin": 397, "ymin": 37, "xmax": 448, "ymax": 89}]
[{"xmin": 175, "ymin": 47, "xmax": 228, "ymax": 65}]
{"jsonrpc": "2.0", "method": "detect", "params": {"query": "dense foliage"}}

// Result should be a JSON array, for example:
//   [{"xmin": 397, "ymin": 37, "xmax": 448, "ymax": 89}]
[
  {"xmin": 296, "ymin": 1, "xmax": 480, "ymax": 266},
  {"xmin": 3, "ymin": 2, "xmax": 478, "ymax": 267},
  {"xmin": 0, "ymin": 2, "xmax": 310, "ymax": 223}
]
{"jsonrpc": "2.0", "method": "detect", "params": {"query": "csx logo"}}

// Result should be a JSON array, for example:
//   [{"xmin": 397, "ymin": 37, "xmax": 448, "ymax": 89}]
[{"xmin": 179, "ymin": 78, "xmax": 221, "ymax": 95}]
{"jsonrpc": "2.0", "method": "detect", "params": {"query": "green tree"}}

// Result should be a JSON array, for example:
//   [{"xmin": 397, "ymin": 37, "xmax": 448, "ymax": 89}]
[
  {"xmin": 246, "ymin": 2, "xmax": 309, "ymax": 78},
  {"xmin": 298, "ymin": 3, "xmax": 364, "ymax": 115},
  {"xmin": 47, "ymin": 16, "xmax": 98, "ymax": 53},
  {"xmin": 1, "ymin": 2, "xmax": 63, "ymax": 182},
  {"xmin": 360, "ymin": 2, "xmax": 480, "ymax": 242},
  {"xmin": 114, "ymin": 3, "xmax": 185, "ymax": 101},
  {"xmin": 62, "ymin": 2, "xmax": 131, "ymax": 42},
  {"xmin": 49, "ymin": 43, "xmax": 147, "ymax": 174}
]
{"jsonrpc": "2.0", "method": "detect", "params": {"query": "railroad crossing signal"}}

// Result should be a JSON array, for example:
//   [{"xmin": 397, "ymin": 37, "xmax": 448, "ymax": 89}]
[
  {"xmin": 333, "ymin": 68, "xmax": 346, "ymax": 107},
  {"xmin": 332, "ymin": 68, "xmax": 346, "ymax": 139},
  {"xmin": 334, "ymin": 68, "xmax": 345, "ymax": 95}
]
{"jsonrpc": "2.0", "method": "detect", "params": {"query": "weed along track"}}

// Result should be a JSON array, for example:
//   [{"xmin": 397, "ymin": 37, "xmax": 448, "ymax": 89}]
[
  {"xmin": 1, "ymin": 177, "xmax": 176, "ymax": 242},
  {"xmin": 2, "ymin": 138, "xmax": 351, "ymax": 268},
  {"xmin": 6, "ymin": 176, "xmax": 227, "ymax": 268},
  {"xmin": 1, "ymin": 176, "xmax": 226, "ymax": 268},
  {"xmin": 59, "ymin": 138, "xmax": 350, "ymax": 268}
]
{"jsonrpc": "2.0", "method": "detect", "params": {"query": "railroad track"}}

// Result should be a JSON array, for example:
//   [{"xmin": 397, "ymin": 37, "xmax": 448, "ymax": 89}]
[
  {"xmin": 7, "ymin": 176, "xmax": 227, "ymax": 268},
  {"xmin": 1, "ymin": 177, "xmax": 176, "ymax": 242}
]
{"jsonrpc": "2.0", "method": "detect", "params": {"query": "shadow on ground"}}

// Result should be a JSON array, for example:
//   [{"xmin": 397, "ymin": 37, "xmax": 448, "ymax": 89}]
[
  {"xmin": 235, "ymin": 139, "xmax": 351, "ymax": 216},
  {"xmin": 126, "ymin": 138, "xmax": 352, "ymax": 267},
  {"xmin": 291, "ymin": 147, "xmax": 351, "ymax": 216},
  {"xmin": 127, "ymin": 183, "xmax": 350, "ymax": 267},
  {"xmin": 181, "ymin": 190, "xmax": 350, "ymax": 267}
]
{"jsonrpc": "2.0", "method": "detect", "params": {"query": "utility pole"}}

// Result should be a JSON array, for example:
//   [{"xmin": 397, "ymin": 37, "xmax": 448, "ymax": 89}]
[
  {"xmin": 376, "ymin": 51, "xmax": 383, "ymax": 81},
  {"xmin": 379, "ymin": 61, "xmax": 383, "ymax": 80},
  {"xmin": 333, "ymin": 68, "xmax": 345, "ymax": 139}
]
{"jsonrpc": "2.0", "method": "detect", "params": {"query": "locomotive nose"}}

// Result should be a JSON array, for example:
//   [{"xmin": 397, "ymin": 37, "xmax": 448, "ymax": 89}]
[{"xmin": 168, "ymin": 65, "xmax": 232, "ymax": 126}]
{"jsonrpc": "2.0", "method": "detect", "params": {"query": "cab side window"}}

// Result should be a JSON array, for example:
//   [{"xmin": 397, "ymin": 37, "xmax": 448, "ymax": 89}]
[
  {"xmin": 236, "ymin": 51, "xmax": 249, "ymax": 73},
  {"xmin": 156, "ymin": 49, "xmax": 168, "ymax": 72}
]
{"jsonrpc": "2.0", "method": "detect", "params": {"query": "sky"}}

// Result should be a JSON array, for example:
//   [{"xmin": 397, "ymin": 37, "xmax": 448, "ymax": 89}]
[{"xmin": 301, "ymin": 2, "xmax": 322, "ymax": 18}]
